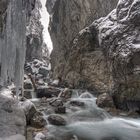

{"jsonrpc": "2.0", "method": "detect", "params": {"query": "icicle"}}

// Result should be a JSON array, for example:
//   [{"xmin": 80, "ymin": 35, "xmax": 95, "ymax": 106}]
[{"xmin": 0, "ymin": 0, "xmax": 28, "ymax": 100}]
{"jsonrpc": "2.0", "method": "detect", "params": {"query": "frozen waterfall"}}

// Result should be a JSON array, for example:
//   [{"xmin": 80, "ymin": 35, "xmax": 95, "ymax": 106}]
[{"xmin": 0, "ymin": 0, "xmax": 27, "ymax": 97}]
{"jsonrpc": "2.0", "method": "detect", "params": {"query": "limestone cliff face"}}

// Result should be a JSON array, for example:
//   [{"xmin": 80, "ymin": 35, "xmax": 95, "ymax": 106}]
[
  {"xmin": 49, "ymin": 0, "xmax": 140, "ymax": 111},
  {"xmin": 47, "ymin": 0, "xmax": 140, "ymax": 111},
  {"xmin": 26, "ymin": 0, "xmax": 44, "ymax": 61},
  {"xmin": 46, "ymin": 0, "xmax": 118, "ymax": 91},
  {"xmin": 95, "ymin": 0, "xmax": 140, "ymax": 110},
  {"xmin": 0, "ymin": 0, "xmax": 36, "ymax": 90}
]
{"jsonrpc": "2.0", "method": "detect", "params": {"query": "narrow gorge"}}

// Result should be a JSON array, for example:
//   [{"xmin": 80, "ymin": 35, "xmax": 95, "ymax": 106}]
[{"xmin": 0, "ymin": 0, "xmax": 140, "ymax": 140}]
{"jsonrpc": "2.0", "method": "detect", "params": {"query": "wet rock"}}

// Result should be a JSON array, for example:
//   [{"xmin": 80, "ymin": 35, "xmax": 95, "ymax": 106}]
[
  {"xmin": 38, "ymin": 67, "xmax": 49, "ymax": 77},
  {"xmin": 96, "ymin": 93, "xmax": 115, "ymax": 108},
  {"xmin": 20, "ymin": 100, "xmax": 37, "ymax": 125},
  {"xmin": 55, "ymin": 106, "xmax": 66, "ymax": 114},
  {"xmin": 24, "ymin": 90, "xmax": 32, "ymax": 99},
  {"xmin": 45, "ymin": 108, "xmax": 55, "ymax": 115},
  {"xmin": 48, "ymin": 114, "xmax": 66, "ymax": 126},
  {"xmin": 30, "ymin": 112, "xmax": 47, "ymax": 128},
  {"xmin": 24, "ymin": 64, "xmax": 33, "ymax": 74},
  {"xmin": 36, "ymin": 87, "xmax": 61, "ymax": 98},
  {"xmin": 24, "ymin": 79, "xmax": 33, "ymax": 89},
  {"xmin": 49, "ymin": 98, "xmax": 63, "ymax": 107},
  {"xmin": 59, "ymin": 88, "xmax": 73, "ymax": 100},
  {"xmin": 70, "ymin": 100, "xmax": 85, "ymax": 107}
]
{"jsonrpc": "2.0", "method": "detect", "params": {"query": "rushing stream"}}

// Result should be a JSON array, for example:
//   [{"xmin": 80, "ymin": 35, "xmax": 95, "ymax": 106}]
[{"xmin": 32, "ymin": 90, "xmax": 140, "ymax": 140}]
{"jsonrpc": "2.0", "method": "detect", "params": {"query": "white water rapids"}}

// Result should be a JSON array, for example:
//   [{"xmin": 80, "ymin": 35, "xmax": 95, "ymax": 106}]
[{"xmin": 33, "ymin": 91, "xmax": 140, "ymax": 140}]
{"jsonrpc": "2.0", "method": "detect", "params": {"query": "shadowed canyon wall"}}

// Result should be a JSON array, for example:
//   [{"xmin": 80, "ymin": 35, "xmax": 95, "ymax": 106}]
[
  {"xmin": 47, "ymin": 0, "xmax": 140, "ymax": 111},
  {"xmin": 47, "ymin": 0, "xmax": 118, "ymax": 92}
]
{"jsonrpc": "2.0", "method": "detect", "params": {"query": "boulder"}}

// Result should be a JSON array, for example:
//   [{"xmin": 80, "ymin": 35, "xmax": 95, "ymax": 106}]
[
  {"xmin": 49, "ymin": 98, "xmax": 63, "ymax": 107},
  {"xmin": 24, "ymin": 79, "xmax": 33, "ymax": 90},
  {"xmin": 30, "ymin": 112, "xmax": 47, "ymax": 128},
  {"xmin": 0, "ymin": 92, "xmax": 26, "ymax": 138},
  {"xmin": 96, "ymin": 93, "xmax": 115, "ymax": 108},
  {"xmin": 48, "ymin": 114, "xmax": 66, "ymax": 126},
  {"xmin": 38, "ymin": 67, "xmax": 49, "ymax": 77},
  {"xmin": 36, "ymin": 86, "xmax": 61, "ymax": 98},
  {"xmin": 55, "ymin": 106, "xmax": 66, "ymax": 114},
  {"xmin": 70, "ymin": 100, "xmax": 85, "ymax": 107},
  {"xmin": 20, "ymin": 99, "xmax": 37, "ymax": 125},
  {"xmin": 59, "ymin": 88, "xmax": 73, "ymax": 100},
  {"xmin": 24, "ymin": 63, "xmax": 33, "ymax": 74},
  {"xmin": 24, "ymin": 90, "xmax": 32, "ymax": 99}
]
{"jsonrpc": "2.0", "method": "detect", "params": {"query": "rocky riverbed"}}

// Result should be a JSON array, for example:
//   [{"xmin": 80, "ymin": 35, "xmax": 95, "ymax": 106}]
[
  {"xmin": 25, "ymin": 87, "xmax": 140, "ymax": 140},
  {"xmin": 17, "ymin": 60, "xmax": 139, "ymax": 140},
  {"xmin": 0, "ymin": 58, "xmax": 140, "ymax": 140}
]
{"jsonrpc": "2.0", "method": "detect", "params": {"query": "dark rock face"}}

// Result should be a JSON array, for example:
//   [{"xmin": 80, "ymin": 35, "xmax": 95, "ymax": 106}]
[
  {"xmin": 36, "ymin": 86, "xmax": 61, "ymax": 98},
  {"xmin": 0, "ymin": 0, "xmax": 8, "ymax": 33},
  {"xmin": 61, "ymin": 26, "xmax": 112, "ymax": 92},
  {"xmin": 46, "ymin": 0, "xmax": 118, "ymax": 85}
]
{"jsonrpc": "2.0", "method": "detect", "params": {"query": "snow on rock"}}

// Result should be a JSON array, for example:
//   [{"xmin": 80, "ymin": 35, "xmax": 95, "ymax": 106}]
[
  {"xmin": 0, "ymin": 88, "xmax": 13, "ymax": 99},
  {"xmin": 93, "ymin": 0, "xmax": 140, "ymax": 110},
  {"xmin": 34, "ymin": 132, "xmax": 45, "ymax": 140},
  {"xmin": 25, "ymin": 59, "xmax": 50, "ymax": 75}
]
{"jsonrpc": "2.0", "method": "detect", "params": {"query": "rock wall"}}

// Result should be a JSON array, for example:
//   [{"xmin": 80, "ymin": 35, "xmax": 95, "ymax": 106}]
[
  {"xmin": 26, "ymin": 0, "xmax": 44, "ymax": 61},
  {"xmin": 46, "ymin": 0, "xmax": 118, "ymax": 92},
  {"xmin": 0, "ymin": 0, "xmax": 36, "ymax": 93},
  {"xmin": 49, "ymin": 0, "xmax": 140, "ymax": 111},
  {"xmin": 47, "ymin": 0, "xmax": 140, "ymax": 111},
  {"xmin": 95, "ymin": 0, "xmax": 140, "ymax": 110}
]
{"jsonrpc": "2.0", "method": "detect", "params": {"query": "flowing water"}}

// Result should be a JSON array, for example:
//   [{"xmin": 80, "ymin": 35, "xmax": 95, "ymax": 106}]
[{"xmin": 34, "ymin": 91, "xmax": 140, "ymax": 140}]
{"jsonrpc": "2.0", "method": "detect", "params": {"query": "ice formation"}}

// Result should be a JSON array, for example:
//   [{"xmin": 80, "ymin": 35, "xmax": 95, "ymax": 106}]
[{"xmin": 0, "ymin": 0, "xmax": 27, "ymax": 98}]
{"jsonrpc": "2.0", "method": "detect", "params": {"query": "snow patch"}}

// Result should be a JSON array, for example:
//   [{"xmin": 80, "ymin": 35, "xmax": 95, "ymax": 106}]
[
  {"xmin": 34, "ymin": 132, "xmax": 45, "ymax": 140},
  {"xmin": 40, "ymin": 0, "xmax": 53, "ymax": 53}
]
